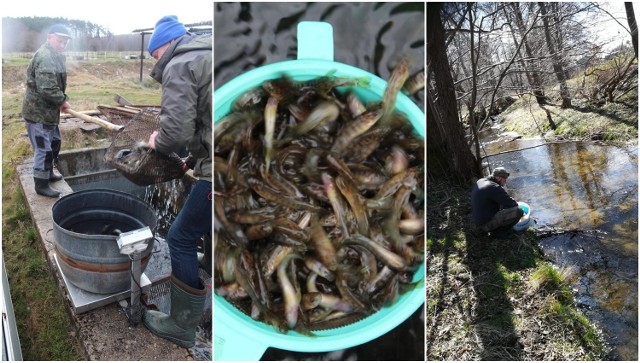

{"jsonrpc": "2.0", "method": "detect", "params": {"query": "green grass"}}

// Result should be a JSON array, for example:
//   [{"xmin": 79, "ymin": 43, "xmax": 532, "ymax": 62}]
[
  {"xmin": 548, "ymin": 297, "xmax": 604, "ymax": 356},
  {"xmin": 531, "ymin": 265, "xmax": 572, "ymax": 299},
  {"xmin": 2, "ymin": 182, "xmax": 83, "ymax": 360},
  {"xmin": 530, "ymin": 264, "xmax": 604, "ymax": 357}
]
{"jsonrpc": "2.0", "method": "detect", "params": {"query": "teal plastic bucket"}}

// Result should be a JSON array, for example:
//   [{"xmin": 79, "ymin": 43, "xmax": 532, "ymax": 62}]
[
  {"xmin": 513, "ymin": 202, "xmax": 531, "ymax": 231},
  {"xmin": 214, "ymin": 21, "xmax": 425, "ymax": 361}
]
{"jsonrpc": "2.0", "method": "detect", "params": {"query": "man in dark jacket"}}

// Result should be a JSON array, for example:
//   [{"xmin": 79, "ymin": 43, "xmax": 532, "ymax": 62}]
[
  {"xmin": 22, "ymin": 24, "xmax": 73, "ymax": 197},
  {"xmin": 142, "ymin": 15, "xmax": 212, "ymax": 349},
  {"xmin": 471, "ymin": 167, "xmax": 524, "ymax": 233}
]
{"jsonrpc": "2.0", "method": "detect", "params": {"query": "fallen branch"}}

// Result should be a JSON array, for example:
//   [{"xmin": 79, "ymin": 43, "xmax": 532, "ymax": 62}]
[
  {"xmin": 534, "ymin": 227, "xmax": 603, "ymax": 238},
  {"xmin": 481, "ymin": 140, "xmax": 573, "ymax": 159}
]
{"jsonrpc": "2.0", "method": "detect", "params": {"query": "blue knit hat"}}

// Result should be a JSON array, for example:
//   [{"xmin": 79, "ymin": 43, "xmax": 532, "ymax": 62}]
[{"xmin": 147, "ymin": 15, "xmax": 187, "ymax": 55}]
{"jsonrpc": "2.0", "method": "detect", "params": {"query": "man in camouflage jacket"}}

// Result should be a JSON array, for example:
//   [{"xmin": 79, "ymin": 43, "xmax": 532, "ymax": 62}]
[{"xmin": 22, "ymin": 24, "xmax": 73, "ymax": 197}]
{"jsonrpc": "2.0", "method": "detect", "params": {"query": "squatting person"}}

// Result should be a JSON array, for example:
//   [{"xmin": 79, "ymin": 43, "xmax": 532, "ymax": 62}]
[
  {"xmin": 22, "ymin": 23, "xmax": 73, "ymax": 198},
  {"xmin": 471, "ymin": 167, "xmax": 524, "ymax": 234},
  {"xmin": 142, "ymin": 15, "xmax": 212, "ymax": 348}
]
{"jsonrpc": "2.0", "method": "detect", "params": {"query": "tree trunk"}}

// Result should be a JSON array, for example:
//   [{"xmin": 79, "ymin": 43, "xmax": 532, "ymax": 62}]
[
  {"xmin": 468, "ymin": 4, "xmax": 482, "ymax": 162},
  {"xmin": 626, "ymin": 2, "xmax": 638, "ymax": 58},
  {"xmin": 551, "ymin": 3, "xmax": 571, "ymax": 80},
  {"xmin": 427, "ymin": 3, "xmax": 482, "ymax": 182},
  {"xmin": 504, "ymin": 8, "xmax": 534, "ymax": 92},
  {"xmin": 511, "ymin": 2, "xmax": 547, "ymax": 104},
  {"xmin": 539, "ymin": 2, "xmax": 572, "ymax": 108}
]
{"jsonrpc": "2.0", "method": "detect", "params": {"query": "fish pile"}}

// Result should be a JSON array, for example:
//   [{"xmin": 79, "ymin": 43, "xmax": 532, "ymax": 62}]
[
  {"xmin": 114, "ymin": 141, "xmax": 153, "ymax": 169},
  {"xmin": 214, "ymin": 57, "xmax": 425, "ymax": 334}
]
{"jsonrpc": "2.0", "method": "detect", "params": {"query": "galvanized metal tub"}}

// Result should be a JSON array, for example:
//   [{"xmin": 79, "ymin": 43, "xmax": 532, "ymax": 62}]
[{"xmin": 52, "ymin": 189, "xmax": 157, "ymax": 294}]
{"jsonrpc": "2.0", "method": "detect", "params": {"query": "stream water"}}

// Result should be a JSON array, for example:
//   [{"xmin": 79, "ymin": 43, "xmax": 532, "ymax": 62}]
[
  {"xmin": 481, "ymin": 132, "xmax": 638, "ymax": 360},
  {"xmin": 214, "ymin": 2, "xmax": 425, "ymax": 360}
]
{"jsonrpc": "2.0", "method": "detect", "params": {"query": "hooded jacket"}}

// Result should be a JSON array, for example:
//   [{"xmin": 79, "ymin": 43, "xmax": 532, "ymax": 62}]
[
  {"xmin": 22, "ymin": 41, "xmax": 68, "ymax": 125},
  {"xmin": 150, "ymin": 33, "xmax": 212, "ymax": 181}
]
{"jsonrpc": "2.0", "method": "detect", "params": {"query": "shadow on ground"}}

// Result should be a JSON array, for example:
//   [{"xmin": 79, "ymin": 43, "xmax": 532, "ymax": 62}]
[{"xmin": 463, "ymin": 230, "xmax": 538, "ymax": 360}]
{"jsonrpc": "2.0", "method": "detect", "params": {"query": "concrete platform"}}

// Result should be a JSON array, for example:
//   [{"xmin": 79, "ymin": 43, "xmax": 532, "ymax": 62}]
[{"xmin": 16, "ymin": 159, "xmax": 203, "ymax": 361}]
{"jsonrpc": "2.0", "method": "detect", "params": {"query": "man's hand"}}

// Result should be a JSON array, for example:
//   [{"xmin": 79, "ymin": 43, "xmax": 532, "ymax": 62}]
[
  {"xmin": 167, "ymin": 153, "xmax": 190, "ymax": 172},
  {"xmin": 60, "ymin": 101, "xmax": 71, "ymax": 112},
  {"xmin": 182, "ymin": 154, "xmax": 196, "ymax": 171},
  {"xmin": 148, "ymin": 130, "xmax": 158, "ymax": 149}
]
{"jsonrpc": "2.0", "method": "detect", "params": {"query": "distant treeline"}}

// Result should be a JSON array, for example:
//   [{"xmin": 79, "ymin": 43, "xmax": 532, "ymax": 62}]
[{"xmin": 2, "ymin": 16, "xmax": 149, "ymax": 53}]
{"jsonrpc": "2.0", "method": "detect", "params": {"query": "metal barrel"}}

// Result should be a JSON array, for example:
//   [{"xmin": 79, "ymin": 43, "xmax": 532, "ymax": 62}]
[{"xmin": 51, "ymin": 189, "xmax": 157, "ymax": 294}]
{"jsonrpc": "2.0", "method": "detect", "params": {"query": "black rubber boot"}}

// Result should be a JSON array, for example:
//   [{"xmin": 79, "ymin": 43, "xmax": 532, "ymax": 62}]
[
  {"xmin": 49, "ymin": 169, "xmax": 63, "ymax": 182},
  {"xmin": 34, "ymin": 177, "xmax": 60, "ymax": 198}
]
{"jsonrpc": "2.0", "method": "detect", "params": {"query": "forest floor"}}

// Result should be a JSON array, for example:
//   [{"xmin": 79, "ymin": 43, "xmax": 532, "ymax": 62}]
[
  {"xmin": 427, "ymin": 89, "xmax": 638, "ymax": 360},
  {"xmin": 2, "ymin": 57, "xmax": 161, "ymax": 360}
]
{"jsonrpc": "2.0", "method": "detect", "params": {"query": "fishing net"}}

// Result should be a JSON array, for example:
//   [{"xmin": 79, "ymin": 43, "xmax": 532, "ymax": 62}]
[{"xmin": 104, "ymin": 108, "xmax": 185, "ymax": 186}]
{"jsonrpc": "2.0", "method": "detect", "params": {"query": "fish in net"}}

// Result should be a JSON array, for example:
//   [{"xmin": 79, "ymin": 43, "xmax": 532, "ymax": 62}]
[{"xmin": 104, "ymin": 108, "xmax": 186, "ymax": 186}]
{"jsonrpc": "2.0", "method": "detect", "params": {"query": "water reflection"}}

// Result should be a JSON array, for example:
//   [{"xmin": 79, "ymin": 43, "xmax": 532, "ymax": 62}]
[
  {"xmin": 485, "ymin": 139, "xmax": 637, "ymax": 360},
  {"xmin": 486, "ymin": 141, "xmax": 636, "ymax": 232}
]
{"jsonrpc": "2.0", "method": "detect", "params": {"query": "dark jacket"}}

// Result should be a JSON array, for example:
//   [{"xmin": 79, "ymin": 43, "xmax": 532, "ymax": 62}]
[
  {"xmin": 22, "ymin": 42, "xmax": 68, "ymax": 125},
  {"xmin": 471, "ymin": 176, "xmax": 518, "ymax": 226},
  {"xmin": 150, "ymin": 33, "xmax": 212, "ymax": 182}
]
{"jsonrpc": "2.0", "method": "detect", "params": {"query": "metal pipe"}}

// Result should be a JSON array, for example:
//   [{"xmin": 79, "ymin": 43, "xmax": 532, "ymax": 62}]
[
  {"xmin": 139, "ymin": 33, "xmax": 145, "ymax": 82},
  {"xmin": 129, "ymin": 253, "xmax": 143, "ymax": 325}
]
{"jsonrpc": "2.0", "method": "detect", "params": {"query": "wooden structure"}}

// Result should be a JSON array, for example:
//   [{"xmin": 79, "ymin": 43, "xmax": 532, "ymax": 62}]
[{"xmin": 131, "ymin": 21, "xmax": 212, "ymax": 82}]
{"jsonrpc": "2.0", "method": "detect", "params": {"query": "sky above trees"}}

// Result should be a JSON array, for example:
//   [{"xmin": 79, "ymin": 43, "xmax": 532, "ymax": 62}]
[{"xmin": 1, "ymin": 0, "xmax": 212, "ymax": 35}]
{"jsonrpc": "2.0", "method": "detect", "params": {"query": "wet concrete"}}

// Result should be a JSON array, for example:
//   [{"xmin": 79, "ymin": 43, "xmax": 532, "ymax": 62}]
[
  {"xmin": 16, "ymin": 159, "xmax": 199, "ymax": 361},
  {"xmin": 482, "ymin": 135, "xmax": 638, "ymax": 360}
]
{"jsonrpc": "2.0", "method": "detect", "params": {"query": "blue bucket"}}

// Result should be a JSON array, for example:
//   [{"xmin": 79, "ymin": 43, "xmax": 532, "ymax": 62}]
[{"xmin": 213, "ymin": 21, "xmax": 425, "ymax": 361}]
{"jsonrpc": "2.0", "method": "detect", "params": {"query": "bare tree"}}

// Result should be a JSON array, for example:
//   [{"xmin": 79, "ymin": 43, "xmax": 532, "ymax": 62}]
[
  {"xmin": 625, "ymin": 2, "xmax": 638, "ymax": 58},
  {"xmin": 427, "ymin": 3, "xmax": 482, "ymax": 182},
  {"xmin": 511, "ymin": 2, "xmax": 547, "ymax": 104},
  {"xmin": 538, "ymin": 2, "xmax": 572, "ymax": 108}
]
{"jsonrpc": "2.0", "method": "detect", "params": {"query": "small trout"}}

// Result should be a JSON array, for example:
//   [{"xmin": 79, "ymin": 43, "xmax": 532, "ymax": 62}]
[
  {"xmin": 264, "ymin": 96, "xmax": 277, "ymax": 173},
  {"xmin": 331, "ymin": 103, "xmax": 384, "ymax": 154}
]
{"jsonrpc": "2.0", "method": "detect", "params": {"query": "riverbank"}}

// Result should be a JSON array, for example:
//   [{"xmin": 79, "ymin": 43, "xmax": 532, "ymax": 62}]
[
  {"xmin": 426, "ymin": 181, "xmax": 606, "ymax": 360},
  {"xmin": 428, "ymin": 87, "xmax": 638, "ymax": 359},
  {"xmin": 501, "ymin": 91, "xmax": 637, "ymax": 142}
]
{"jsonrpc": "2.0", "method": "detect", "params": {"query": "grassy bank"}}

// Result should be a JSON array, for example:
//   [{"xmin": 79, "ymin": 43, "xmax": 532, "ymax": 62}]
[
  {"xmin": 1, "ymin": 58, "xmax": 160, "ymax": 359},
  {"xmin": 426, "ymin": 181, "xmax": 605, "ymax": 360},
  {"xmin": 2, "ymin": 167, "xmax": 83, "ymax": 360},
  {"xmin": 502, "ymin": 54, "xmax": 638, "ymax": 142},
  {"xmin": 500, "ymin": 91, "xmax": 637, "ymax": 142}
]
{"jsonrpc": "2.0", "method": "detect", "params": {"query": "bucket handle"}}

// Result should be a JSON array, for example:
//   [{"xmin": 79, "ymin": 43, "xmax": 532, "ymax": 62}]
[
  {"xmin": 297, "ymin": 21, "xmax": 334, "ymax": 61},
  {"xmin": 214, "ymin": 319, "xmax": 268, "ymax": 361}
]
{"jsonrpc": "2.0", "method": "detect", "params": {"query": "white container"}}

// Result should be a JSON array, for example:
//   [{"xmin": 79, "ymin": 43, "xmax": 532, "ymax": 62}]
[{"xmin": 513, "ymin": 201, "xmax": 531, "ymax": 231}]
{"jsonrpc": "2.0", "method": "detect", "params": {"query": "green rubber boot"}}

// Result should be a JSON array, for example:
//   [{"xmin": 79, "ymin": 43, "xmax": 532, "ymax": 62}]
[{"xmin": 143, "ymin": 275, "xmax": 206, "ymax": 348}]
